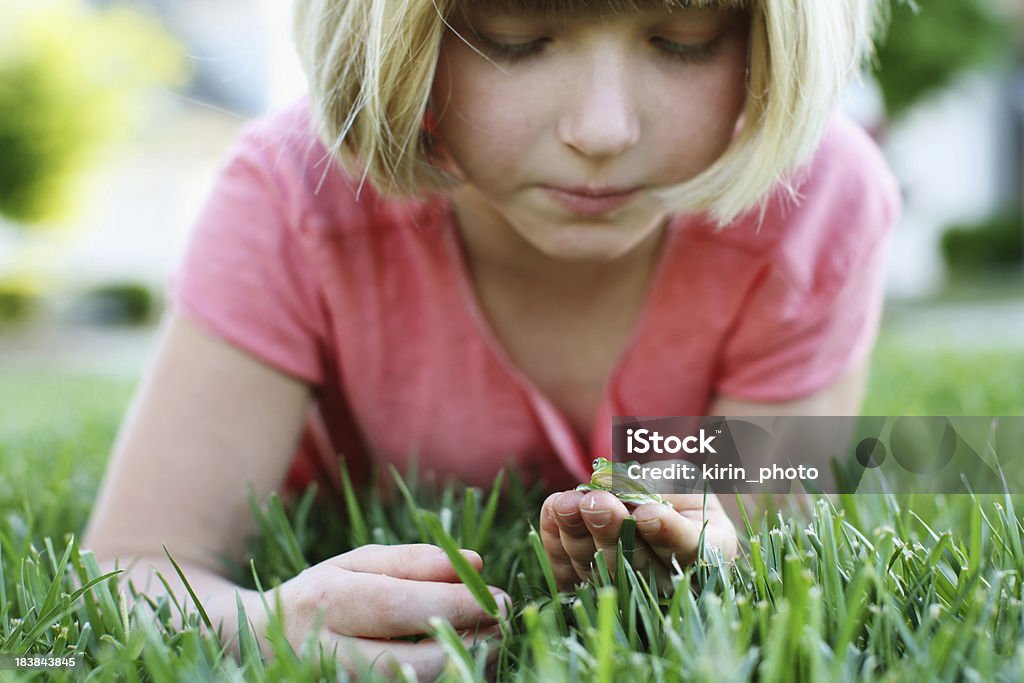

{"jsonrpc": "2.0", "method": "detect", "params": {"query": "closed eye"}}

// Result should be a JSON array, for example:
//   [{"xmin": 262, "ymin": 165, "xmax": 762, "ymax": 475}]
[
  {"xmin": 478, "ymin": 35, "xmax": 550, "ymax": 62},
  {"xmin": 473, "ymin": 32, "xmax": 724, "ymax": 65},
  {"xmin": 651, "ymin": 35, "xmax": 723, "ymax": 64}
]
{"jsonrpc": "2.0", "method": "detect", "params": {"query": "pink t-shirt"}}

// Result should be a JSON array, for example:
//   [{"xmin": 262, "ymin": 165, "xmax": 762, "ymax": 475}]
[{"xmin": 170, "ymin": 99, "xmax": 901, "ymax": 495}]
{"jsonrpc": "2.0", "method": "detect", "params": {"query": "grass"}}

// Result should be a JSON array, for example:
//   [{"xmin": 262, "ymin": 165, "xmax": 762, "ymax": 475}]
[
  {"xmin": 930, "ymin": 272, "xmax": 1024, "ymax": 304},
  {"xmin": 866, "ymin": 340, "xmax": 1024, "ymax": 415},
  {"xmin": 1, "ymin": 336, "xmax": 1024, "ymax": 681}
]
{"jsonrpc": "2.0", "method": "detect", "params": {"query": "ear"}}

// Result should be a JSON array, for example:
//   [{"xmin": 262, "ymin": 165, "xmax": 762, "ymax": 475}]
[
  {"xmin": 421, "ymin": 106, "xmax": 468, "ymax": 184},
  {"xmin": 423, "ymin": 110, "xmax": 440, "ymax": 136}
]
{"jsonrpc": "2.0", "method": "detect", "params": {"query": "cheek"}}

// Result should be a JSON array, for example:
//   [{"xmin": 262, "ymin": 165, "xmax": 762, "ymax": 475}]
[
  {"xmin": 432, "ymin": 51, "xmax": 543, "ymax": 183},
  {"xmin": 648, "ymin": 58, "xmax": 748, "ymax": 178}
]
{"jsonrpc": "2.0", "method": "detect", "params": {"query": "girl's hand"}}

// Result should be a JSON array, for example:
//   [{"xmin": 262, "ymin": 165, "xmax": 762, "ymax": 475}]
[
  {"xmin": 257, "ymin": 544, "xmax": 509, "ymax": 680},
  {"xmin": 539, "ymin": 490, "xmax": 739, "ymax": 594}
]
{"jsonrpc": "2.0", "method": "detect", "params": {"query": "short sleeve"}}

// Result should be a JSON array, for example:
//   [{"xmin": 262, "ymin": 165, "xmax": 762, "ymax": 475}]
[
  {"xmin": 169, "ymin": 125, "xmax": 326, "ymax": 384},
  {"xmin": 714, "ymin": 237, "xmax": 889, "ymax": 402},
  {"xmin": 713, "ymin": 122, "xmax": 901, "ymax": 402}
]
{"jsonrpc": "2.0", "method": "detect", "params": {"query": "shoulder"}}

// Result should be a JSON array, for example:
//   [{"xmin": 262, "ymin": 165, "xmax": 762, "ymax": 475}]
[
  {"xmin": 792, "ymin": 111, "xmax": 902, "ymax": 253},
  {"xmin": 223, "ymin": 98, "xmax": 436, "ymax": 240},
  {"xmin": 770, "ymin": 112, "xmax": 901, "ymax": 296},
  {"xmin": 687, "ymin": 112, "xmax": 902, "ymax": 298}
]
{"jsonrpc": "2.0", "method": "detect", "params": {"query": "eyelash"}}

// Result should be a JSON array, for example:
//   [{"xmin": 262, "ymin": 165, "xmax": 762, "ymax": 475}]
[
  {"xmin": 651, "ymin": 36, "xmax": 723, "ymax": 64},
  {"xmin": 478, "ymin": 35, "xmax": 723, "ymax": 65},
  {"xmin": 479, "ymin": 37, "xmax": 549, "ymax": 62}
]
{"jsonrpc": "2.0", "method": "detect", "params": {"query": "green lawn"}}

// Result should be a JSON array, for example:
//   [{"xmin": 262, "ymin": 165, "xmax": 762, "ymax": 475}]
[
  {"xmin": 866, "ymin": 338, "xmax": 1024, "ymax": 415},
  {"xmin": 1, "ymin": 337, "xmax": 1023, "ymax": 681}
]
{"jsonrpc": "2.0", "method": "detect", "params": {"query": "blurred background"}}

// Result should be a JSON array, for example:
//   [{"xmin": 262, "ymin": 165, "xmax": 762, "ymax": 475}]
[{"xmin": 0, "ymin": 0, "xmax": 1022, "ymax": 417}]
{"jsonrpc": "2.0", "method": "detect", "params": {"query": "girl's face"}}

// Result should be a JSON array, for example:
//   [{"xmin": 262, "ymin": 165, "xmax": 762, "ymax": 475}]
[{"xmin": 431, "ymin": 4, "xmax": 750, "ymax": 261}]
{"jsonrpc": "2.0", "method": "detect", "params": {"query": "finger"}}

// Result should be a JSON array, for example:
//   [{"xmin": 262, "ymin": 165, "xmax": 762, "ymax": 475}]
[
  {"xmin": 332, "ymin": 573, "xmax": 509, "ymax": 637},
  {"xmin": 633, "ymin": 504, "xmax": 707, "ymax": 568},
  {"xmin": 685, "ymin": 507, "xmax": 740, "ymax": 562},
  {"xmin": 661, "ymin": 493, "xmax": 727, "ymax": 516},
  {"xmin": 662, "ymin": 494, "xmax": 740, "ymax": 561},
  {"xmin": 323, "ymin": 625, "xmax": 502, "ymax": 681},
  {"xmin": 331, "ymin": 543, "xmax": 482, "ymax": 582},
  {"xmin": 578, "ymin": 491, "xmax": 631, "ymax": 575},
  {"xmin": 551, "ymin": 491, "xmax": 590, "ymax": 540},
  {"xmin": 550, "ymin": 491, "xmax": 599, "ymax": 581},
  {"xmin": 629, "ymin": 536, "xmax": 658, "ymax": 575},
  {"xmin": 627, "ymin": 538, "xmax": 675, "ymax": 596},
  {"xmin": 539, "ymin": 496, "xmax": 586, "ymax": 590},
  {"xmin": 556, "ymin": 526, "xmax": 595, "ymax": 584}
]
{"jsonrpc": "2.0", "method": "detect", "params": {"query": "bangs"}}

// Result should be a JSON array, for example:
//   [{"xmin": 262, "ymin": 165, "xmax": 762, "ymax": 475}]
[{"xmin": 454, "ymin": 0, "xmax": 750, "ymax": 18}]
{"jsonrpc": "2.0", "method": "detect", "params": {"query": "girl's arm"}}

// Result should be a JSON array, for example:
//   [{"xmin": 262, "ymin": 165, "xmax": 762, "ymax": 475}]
[
  {"xmin": 83, "ymin": 309, "xmax": 314, "ymax": 641},
  {"xmin": 84, "ymin": 309, "xmax": 309, "ymax": 562},
  {"xmin": 709, "ymin": 359, "xmax": 869, "ymax": 418},
  {"xmin": 82, "ymin": 312, "xmax": 506, "ymax": 675}
]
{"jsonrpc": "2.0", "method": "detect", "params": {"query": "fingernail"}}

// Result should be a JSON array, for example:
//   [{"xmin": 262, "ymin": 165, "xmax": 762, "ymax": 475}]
[
  {"xmin": 556, "ymin": 510, "xmax": 583, "ymax": 527},
  {"xmin": 637, "ymin": 517, "xmax": 662, "ymax": 534},
  {"xmin": 582, "ymin": 509, "xmax": 610, "ymax": 528},
  {"xmin": 489, "ymin": 588, "xmax": 511, "ymax": 618}
]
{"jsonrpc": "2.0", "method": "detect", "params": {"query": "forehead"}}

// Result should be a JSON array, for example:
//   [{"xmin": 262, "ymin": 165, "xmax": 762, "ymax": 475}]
[{"xmin": 455, "ymin": 0, "xmax": 749, "ymax": 17}]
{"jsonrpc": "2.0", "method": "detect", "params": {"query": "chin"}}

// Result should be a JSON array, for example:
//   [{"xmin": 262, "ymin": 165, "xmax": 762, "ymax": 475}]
[{"xmin": 531, "ymin": 225, "xmax": 645, "ymax": 262}]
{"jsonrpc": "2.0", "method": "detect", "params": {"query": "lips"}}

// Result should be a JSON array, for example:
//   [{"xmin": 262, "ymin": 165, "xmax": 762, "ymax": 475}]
[{"xmin": 543, "ymin": 185, "xmax": 642, "ymax": 217}]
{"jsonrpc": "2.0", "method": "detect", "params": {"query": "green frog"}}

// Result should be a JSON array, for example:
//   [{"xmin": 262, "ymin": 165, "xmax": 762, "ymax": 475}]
[{"xmin": 576, "ymin": 457, "xmax": 673, "ymax": 507}]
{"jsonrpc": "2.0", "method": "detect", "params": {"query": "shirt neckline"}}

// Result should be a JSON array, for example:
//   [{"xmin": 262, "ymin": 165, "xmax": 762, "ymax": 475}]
[{"xmin": 437, "ymin": 194, "xmax": 686, "ymax": 479}]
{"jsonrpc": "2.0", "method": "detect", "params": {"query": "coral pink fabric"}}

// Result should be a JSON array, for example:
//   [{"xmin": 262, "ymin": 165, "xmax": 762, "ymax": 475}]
[{"xmin": 170, "ymin": 99, "xmax": 901, "ymax": 496}]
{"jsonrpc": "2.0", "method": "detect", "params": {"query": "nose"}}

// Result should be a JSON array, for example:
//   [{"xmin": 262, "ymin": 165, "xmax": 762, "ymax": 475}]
[{"xmin": 556, "ymin": 54, "xmax": 640, "ymax": 159}]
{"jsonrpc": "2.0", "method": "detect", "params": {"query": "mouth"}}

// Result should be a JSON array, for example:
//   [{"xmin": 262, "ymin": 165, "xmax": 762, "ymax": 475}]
[{"xmin": 543, "ymin": 184, "xmax": 642, "ymax": 217}]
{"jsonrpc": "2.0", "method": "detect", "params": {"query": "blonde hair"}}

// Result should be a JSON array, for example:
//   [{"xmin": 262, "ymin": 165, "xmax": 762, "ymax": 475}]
[{"xmin": 294, "ymin": 0, "xmax": 886, "ymax": 226}]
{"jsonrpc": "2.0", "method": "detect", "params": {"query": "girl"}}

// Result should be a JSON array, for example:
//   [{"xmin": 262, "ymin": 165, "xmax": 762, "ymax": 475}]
[{"xmin": 83, "ymin": 0, "xmax": 899, "ymax": 678}]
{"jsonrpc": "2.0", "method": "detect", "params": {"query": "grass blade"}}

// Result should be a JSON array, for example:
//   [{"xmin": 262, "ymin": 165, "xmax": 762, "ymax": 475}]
[
  {"xmin": 528, "ymin": 526, "xmax": 560, "ymax": 598},
  {"xmin": 461, "ymin": 486, "xmax": 479, "ymax": 549},
  {"xmin": 162, "ymin": 545, "xmax": 213, "ymax": 630},
  {"xmin": 429, "ymin": 616, "xmax": 477, "ymax": 682},
  {"xmin": 389, "ymin": 465, "xmax": 431, "ymax": 542},
  {"xmin": 473, "ymin": 469, "xmax": 505, "ymax": 550},
  {"xmin": 339, "ymin": 457, "xmax": 369, "ymax": 547},
  {"xmin": 596, "ymin": 587, "xmax": 617, "ymax": 683},
  {"xmin": 422, "ymin": 511, "xmax": 499, "ymax": 617},
  {"xmin": 236, "ymin": 591, "xmax": 265, "ymax": 674},
  {"xmin": 527, "ymin": 525, "xmax": 567, "ymax": 631},
  {"xmin": 619, "ymin": 516, "xmax": 636, "ymax": 568}
]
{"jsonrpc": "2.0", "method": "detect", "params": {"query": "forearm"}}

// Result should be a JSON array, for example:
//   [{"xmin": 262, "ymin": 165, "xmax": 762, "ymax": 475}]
[{"xmin": 90, "ymin": 551, "xmax": 267, "ymax": 657}]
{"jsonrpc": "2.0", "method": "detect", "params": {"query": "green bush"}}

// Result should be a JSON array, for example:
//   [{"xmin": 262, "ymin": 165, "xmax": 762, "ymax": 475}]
[
  {"xmin": 78, "ymin": 281, "xmax": 157, "ymax": 326},
  {"xmin": 0, "ymin": 276, "xmax": 42, "ymax": 328},
  {"xmin": 873, "ymin": 0, "xmax": 1009, "ymax": 119},
  {"xmin": 0, "ymin": 0, "xmax": 187, "ymax": 225},
  {"xmin": 940, "ymin": 210, "xmax": 1024, "ymax": 274}
]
